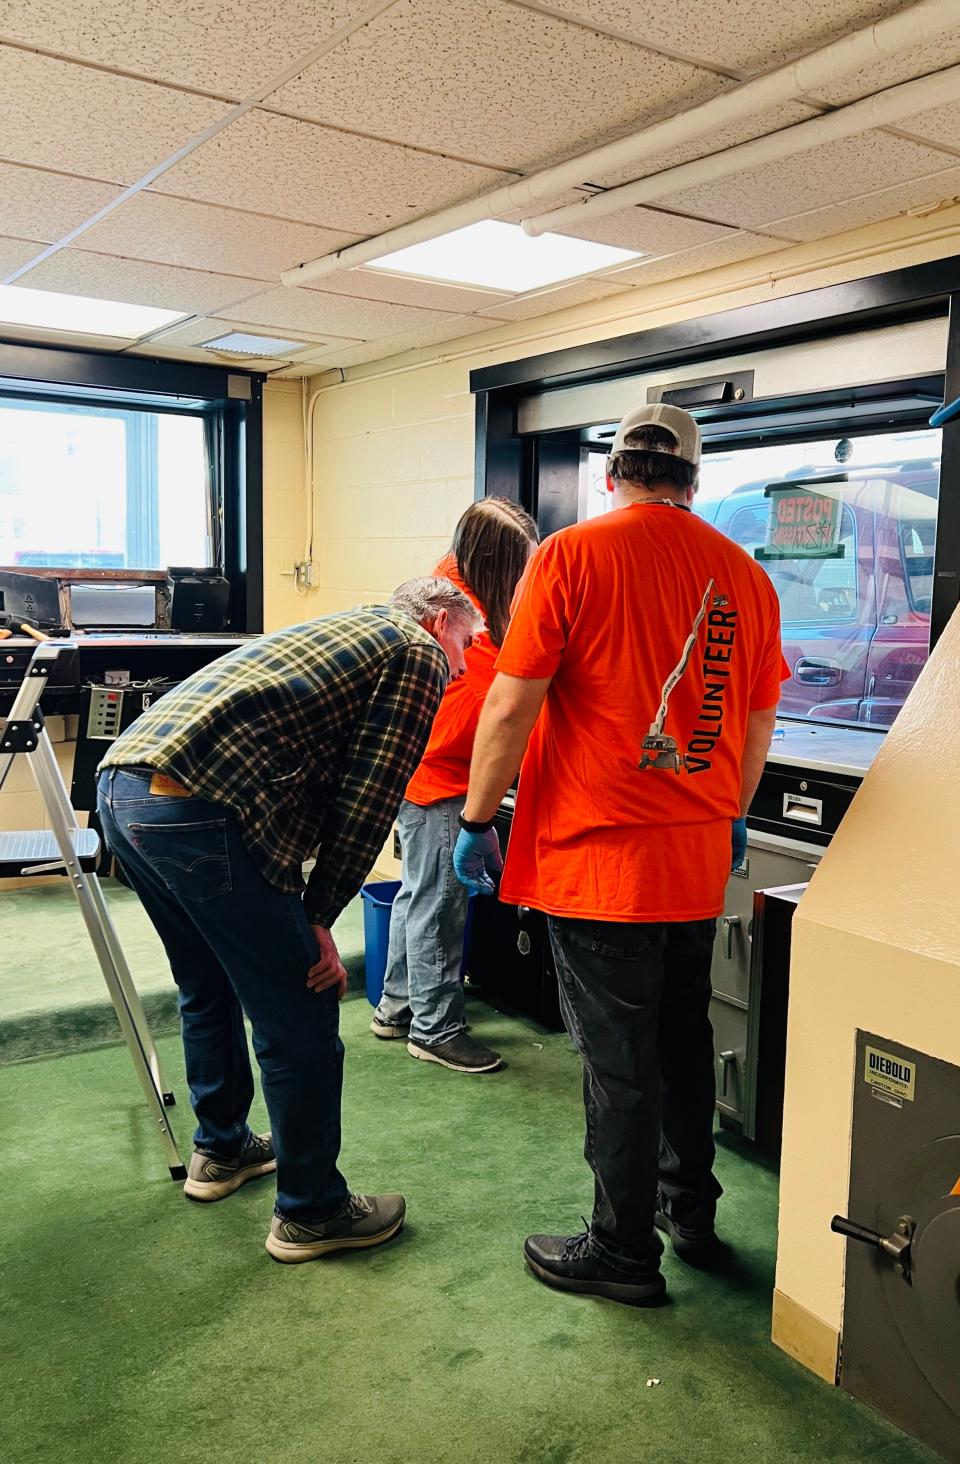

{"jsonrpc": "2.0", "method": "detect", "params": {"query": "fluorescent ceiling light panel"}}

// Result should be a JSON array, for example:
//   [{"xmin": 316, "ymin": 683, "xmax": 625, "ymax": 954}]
[
  {"xmin": 367, "ymin": 220, "xmax": 642, "ymax": 293},
  {"xmin": 203, "ymin": 331, "xmax": 308, "ymax": 356},
  {"xmin": 0, "ymin": 285, "xmax": 185, "ymax": 338}
]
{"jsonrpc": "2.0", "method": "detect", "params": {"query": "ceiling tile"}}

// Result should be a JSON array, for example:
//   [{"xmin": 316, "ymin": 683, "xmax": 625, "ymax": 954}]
[
  {"xmin": 265, "ymin": 0, "xmax": 729, "ymax": 172},
  {"xmin": 382, "ymin": 314, "xmax": 501, "ymax": 348},
  {"xmin": 0, "ymin": 0, "xmax": 372, "ymax": 97},
  {"xmin": 656, "ymin": 131, "xmax": 960, "ymax": 231},
  {"xmin": 127, "ymin": 340, "xmax": 305, "ymax": 366},
  {"xmin": 78, "ymin": 193, "xmax": 361, "ymax": 280},
  {"xmin": 0, "ymin": 235, "xmax": 45, "ymax": 276},
  {"xmin": 764, "ymin": 165, "xmax": 960, "ymax": 241},
  {"xmin": 558, "ymin": 206, "xmax": 735, "ymax": 252},
  {"xmin": 311, "ymin": 268, "xmax": 511, "ymax": 313},
  {"xmin": 126, "ymin": 315, "xmax": 360, "ymax": 366},
  {"xmin": 16, "ymin": 249, "xmax": 270, "ymax": 315},
  {"xmin": 0, "ymin": 164, "xmax": 121, "ymax": 244},
  {"xmin": 290, "ymin": 315, "xmax": 498, "ymax": 368},
  {"xmin": 895, "ymin": 99, "xmax": 960, "ymax": 157},
  {"xmin": 812, "ymin": 30, "xmax": 960, "ymax": 107},
  {"xmin": 155, "ymin": 110, "xmax": 509, "ymax": 233},
  {"xmin": 228, "ymin": 285, "xmax": 456, "ymax": 338},
  {"xmin": 539, "ymin": 1, "xmax": 911, "ymax": 75},
  {"xmin": 0, "ymin": 47, "xmax": 231, "ymax": 183},
  {"xmin": 476, "ymin": 277, "xmax": 628, "ymax": 321},
  {"xmin": 588, "ymin": 102, "xmax": 820, "ymax": 189},
  {"xmin": 144, "ymin": 315, "xmax": 357, "ymax": 350},
  {"xmin": 598, "ymin": 232, "xmax": 787, "ymax": 286}
]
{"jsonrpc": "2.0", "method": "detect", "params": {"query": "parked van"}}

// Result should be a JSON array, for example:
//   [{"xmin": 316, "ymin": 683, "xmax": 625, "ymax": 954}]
[{"xmin": 696, "ymin": 461, "xmax": 937, "ymax": 725}]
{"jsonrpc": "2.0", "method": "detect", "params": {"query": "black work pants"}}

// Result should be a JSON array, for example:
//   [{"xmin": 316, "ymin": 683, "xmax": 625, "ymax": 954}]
[{"xmin": 548, "ymin": 916, "xmax": 722, "ymax": 1272}]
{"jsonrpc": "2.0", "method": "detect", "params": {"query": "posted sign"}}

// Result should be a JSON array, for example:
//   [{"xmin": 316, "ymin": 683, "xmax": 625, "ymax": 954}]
[{"xmin": 756, "ymin": 477, "xmax": 846, "ymax": 561}]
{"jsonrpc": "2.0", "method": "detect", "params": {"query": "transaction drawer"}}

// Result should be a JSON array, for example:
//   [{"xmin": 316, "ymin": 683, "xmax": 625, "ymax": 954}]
[{"xmin": 748, "ymin": 766, "xmax": 862, "ymax": 844}]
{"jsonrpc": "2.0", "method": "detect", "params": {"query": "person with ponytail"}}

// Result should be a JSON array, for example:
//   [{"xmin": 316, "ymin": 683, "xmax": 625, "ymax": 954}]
[{"xmin": 371, "ymin": 498, "xmax": 538, "ymax": 1074}]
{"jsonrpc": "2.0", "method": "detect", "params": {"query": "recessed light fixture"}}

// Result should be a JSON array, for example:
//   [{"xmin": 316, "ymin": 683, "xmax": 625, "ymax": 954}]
[
  {"xmin": 0, "ymin": 285, "xmax": 185, "ymax": 338},
  {"xmin": 202, "ymin": 331, "xmax": 308, "ymax": 356},
  {"xmin": 366, "ymin": 219, "xmax": 642, "ymax": 294}
]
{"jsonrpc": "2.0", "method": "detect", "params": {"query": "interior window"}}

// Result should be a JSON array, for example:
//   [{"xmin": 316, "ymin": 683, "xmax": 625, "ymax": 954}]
[
  {"xmin": 0, "ymin": 396, "xmax": 214, "ymax": 570},
  {"xmin": 583, "ymin": 424, "xmax": 941, "ymax": 730}
]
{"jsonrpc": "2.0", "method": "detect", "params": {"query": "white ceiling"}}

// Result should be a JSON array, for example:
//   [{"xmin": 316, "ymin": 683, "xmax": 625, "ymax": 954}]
[{"xmin": 0, "ymin": 0, "xmax": 958, "ymax": 375}]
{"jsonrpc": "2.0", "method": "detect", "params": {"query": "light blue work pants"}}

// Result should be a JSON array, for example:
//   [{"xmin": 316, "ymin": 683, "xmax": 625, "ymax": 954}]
[{"xmin": 375, "ymin": 797, "xmax": 468, "ymax": 1045}]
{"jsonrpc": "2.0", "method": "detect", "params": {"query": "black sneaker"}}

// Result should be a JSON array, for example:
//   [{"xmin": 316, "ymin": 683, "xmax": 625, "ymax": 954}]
[
  {"xmin": 183, "ymin": 1132, "xmax": 276, "ymax": 1202},
  {"xmin": 406, "ymin": 1032, "xmax": 502, "ymax": 1073},
  {"xmin": 655, "ymin": 1205, "xmax": 734, "ymax": 1270},
  {"xmin": 524, "ymin": 1232, "xmax": 666, "ymax": 1307},
  {"xmin": 265, "ymin": 1192, "xmax": 405, "ymax": 1263}
]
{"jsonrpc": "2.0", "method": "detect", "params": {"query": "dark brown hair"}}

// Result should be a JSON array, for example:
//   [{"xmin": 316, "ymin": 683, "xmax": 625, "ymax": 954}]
[
  {"xmin": 452, "ymin": 498, "xmax": 539, "ymax": 647},
  {"xmin": 608, "ymin": 425, "xmax": 698, "ymax": 491}
]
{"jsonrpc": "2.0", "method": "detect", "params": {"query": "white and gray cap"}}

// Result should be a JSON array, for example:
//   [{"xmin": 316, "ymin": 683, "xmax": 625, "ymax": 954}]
[{"xmin": 610, "ymin": 403, "xmax": 701, "ymax": 467}]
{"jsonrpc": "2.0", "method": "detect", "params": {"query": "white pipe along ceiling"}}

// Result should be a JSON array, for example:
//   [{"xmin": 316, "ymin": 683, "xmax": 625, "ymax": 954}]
[
  {"xmin": 524, "ymin": 65, "xmax": 960, "ymax": 236},
  {"xmin": 280, "ymin": 0, "xmax": 959, "ymax": 290}
]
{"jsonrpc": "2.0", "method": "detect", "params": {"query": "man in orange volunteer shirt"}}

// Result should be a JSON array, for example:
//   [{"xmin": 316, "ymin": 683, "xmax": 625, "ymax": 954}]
[{"xmin": 454, "ymin": 404, "xmax": 788, "ymax": 1306}]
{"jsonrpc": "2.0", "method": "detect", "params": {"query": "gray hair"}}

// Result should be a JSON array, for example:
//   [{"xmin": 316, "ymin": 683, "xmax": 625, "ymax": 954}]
[{"xmin": 389, "ymin": 576, "xmax": 483, "ymax": 634}]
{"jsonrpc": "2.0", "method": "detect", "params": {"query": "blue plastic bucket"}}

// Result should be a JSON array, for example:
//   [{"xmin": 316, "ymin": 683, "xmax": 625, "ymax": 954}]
[{"xmin": 359, "ymin": 879, "xmax": 475, "ymax": 1007}]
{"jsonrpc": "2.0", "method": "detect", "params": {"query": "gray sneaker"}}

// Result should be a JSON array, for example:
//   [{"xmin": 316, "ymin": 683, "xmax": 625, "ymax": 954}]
[
  {"xmin": 183, "ymin": 1132, "xmax": 276, "ymax": 1202},
  {"xmin": 265, "ymin": 1192, "xmax": 406, "ymax": 1263},
  {"xmin": 406, "ymin": 1032, "xmax": 502, "ymax": 1073},
  {"xmin": 370, "ymin": 1016, "xmax": 410, "ymax": 1040}
]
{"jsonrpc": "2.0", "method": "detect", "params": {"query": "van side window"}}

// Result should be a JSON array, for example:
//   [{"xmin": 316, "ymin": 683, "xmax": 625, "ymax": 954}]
[
  {"xmin": 898, "ymin": 517, "xmax": 935, "ymax": 614},
  {"xmin": 727, "ymin": 503, "xmax": 858, "ymax": 622}
]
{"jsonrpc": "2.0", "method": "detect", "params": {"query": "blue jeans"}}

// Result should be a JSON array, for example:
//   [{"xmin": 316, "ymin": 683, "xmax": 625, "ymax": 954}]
[
  {"xmin": 375, "ymin": 797, "xmax": 467, "ymax": 1045},
  {"xmin": 97, "ymin": 766, "xmax": 349, "ymax": 1222}
]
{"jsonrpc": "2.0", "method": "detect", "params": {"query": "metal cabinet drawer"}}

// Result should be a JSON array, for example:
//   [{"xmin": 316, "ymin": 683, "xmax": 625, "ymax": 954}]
[{"xmin": 711, "ymin": 995, "xmax": 748, "ymax": 1124}]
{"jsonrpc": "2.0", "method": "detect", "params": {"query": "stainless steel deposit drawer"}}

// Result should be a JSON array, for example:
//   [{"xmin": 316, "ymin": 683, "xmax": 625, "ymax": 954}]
[{"xmin": 711, "ymin": 831, "xmax": 821, "ymax": 1129}]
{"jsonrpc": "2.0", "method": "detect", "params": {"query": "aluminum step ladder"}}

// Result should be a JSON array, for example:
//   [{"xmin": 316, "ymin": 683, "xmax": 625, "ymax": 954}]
[{"xmin": 0, "ymin": 641, "xmax": 185, "ymax": 1178}]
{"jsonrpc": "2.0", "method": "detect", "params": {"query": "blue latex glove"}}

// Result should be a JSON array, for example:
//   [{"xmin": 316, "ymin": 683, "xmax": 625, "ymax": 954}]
[
  {"xmin": 453, "ymin": 826, "xmax": 503, "ymax": 895},
  {"xmin": 731, "ymin": 817, "xmax": 748, "ymax": 871}
]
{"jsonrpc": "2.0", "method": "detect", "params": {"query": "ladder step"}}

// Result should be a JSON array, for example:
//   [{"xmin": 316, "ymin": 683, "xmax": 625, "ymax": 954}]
[{"xmin": 0, "ymin": 828, "xmax": 101, "ymax": 871}]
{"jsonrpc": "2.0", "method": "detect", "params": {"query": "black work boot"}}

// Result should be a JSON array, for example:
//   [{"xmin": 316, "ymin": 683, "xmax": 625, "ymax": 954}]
[{"xmin": 523, "ymin": 1232, "xmax": 666, "ymax": 1307}]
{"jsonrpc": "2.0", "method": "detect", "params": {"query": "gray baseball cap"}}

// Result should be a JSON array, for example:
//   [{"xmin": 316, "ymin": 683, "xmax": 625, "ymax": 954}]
[{"xmin": 610, "ymin": 403, "xmax": 701, "ymax": 467}]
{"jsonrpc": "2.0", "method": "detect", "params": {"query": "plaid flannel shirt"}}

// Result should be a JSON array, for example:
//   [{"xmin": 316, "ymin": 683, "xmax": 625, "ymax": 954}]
[{"xmin": 100, "ymin": 607, "xmax": 447, "ymax": 927}]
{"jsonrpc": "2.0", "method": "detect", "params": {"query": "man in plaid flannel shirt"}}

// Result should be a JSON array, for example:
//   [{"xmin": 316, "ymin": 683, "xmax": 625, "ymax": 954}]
[{"xmin": 97, "ymin": 576, "xmax": 480, "ymax": 1263}]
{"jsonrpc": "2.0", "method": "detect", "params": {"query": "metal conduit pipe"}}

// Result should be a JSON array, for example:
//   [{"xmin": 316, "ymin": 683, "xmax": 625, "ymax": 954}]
[
  {"xmin": 281, "ymin": 0, "xmax": 958, "ymax": 289},
  {"xmin": 524, "ymin": 64, "xmax": 960, "ymax": 237}
]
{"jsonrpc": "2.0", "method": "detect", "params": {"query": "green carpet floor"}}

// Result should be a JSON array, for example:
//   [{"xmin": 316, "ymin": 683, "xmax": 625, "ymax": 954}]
[
  {"xmin": 0, "ymin": 883, "xmax": 365, "ymax": 1064},
  {"xmin": 0, "ymin": 990, "xmax": 936, "ymax": 1464}
]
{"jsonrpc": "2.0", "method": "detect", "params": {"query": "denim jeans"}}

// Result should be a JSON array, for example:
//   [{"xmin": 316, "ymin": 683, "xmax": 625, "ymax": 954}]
[
  {"xmin": 375, "ymin": 797, "xmax": 468, "ymax": 1045},
  {"xmin": 97, "ymin": 766, "xmax": 349, "ymax": 1223},
  {"xmin": 547, "ymin": 915, "xmax": 721, "ymax": 1273}
]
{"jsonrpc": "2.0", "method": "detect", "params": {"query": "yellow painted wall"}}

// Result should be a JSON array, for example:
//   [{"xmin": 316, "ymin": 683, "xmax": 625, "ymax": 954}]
[
  {"xmin": 774, "ymin": 604, "xmax": 960, "ymax": 1372},
  {"xmin": 262, "ymin": 380, "xmax": 309, "ymax": 632},
  {"xmin": 305, "ymin": 204, "xmax": 960, "ymax": 612}
]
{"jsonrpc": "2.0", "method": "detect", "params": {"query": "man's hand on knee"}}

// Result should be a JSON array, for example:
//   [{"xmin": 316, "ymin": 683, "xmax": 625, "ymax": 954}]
[{"xmin": 307, "ymin": 924, "xmax": 348, "ymax": 1000}]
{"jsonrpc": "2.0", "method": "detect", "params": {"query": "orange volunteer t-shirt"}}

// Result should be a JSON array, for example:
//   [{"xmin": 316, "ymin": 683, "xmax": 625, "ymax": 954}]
[
  {"xmin": 495, "ymin": 504, "xmax": 790, "ymax": 922},
  {"xmin": 405, "ymin": 553, "xmax": 498, "ymax": 807}
]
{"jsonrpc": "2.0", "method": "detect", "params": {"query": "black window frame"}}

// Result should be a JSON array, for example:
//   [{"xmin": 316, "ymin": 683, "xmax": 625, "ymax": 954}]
[
  {"xmin": 471, "ymin": 257, "xmax": 960, "ymax": 655},
  {"xmin": 0, "ymin": 339, "xmax": 264, "ymax": 631}
]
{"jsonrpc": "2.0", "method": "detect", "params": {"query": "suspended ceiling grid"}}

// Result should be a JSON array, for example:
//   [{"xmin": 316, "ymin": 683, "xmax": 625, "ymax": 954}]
[{"xmin": 0, "ymin": 0, "xmax": 957, "ymax": 374}]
